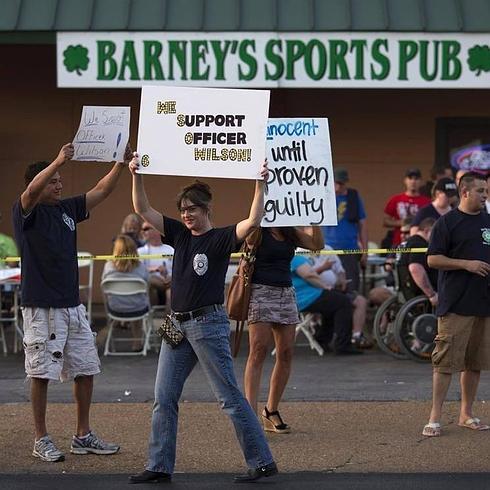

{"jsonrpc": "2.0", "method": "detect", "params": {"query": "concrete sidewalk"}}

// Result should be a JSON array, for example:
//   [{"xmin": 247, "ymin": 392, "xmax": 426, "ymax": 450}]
[{"xmin": 1, "ymin": 401, "xmax": 490, "ymax": 475}]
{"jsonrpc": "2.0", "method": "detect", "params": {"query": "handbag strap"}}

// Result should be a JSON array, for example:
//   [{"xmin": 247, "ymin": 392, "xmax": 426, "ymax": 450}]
[
  {"xmin": 232, "ymin": 321, "xmax": 246, "ymax": 358},
  {"xmin": 244, "ymin": 227, "xmax": 263, "ymax": 259}
]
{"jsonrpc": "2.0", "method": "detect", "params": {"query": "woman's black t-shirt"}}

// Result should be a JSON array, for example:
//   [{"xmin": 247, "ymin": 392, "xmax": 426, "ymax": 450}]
[
  {"xmin": 163, "ymin": 216, "xmax": 236, "ymax": 312},
  {"xmin": 252, "ymin": 228, "xmax": 295, "ymax": 287},
  {"xmin": 428, "ymin": 208, "xmax": 490, "ymax": 317}
]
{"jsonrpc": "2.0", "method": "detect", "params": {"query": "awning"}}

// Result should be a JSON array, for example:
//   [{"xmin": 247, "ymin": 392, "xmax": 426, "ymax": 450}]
[{"xmin": 1, "ymin": 0, "xmax": 490, "ymax": 42}]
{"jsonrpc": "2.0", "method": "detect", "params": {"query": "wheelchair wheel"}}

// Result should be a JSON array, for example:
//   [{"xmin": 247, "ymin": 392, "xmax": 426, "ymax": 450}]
[
  {"xmin": 373, "ymin": 296, "xmax": 408, "ymax": 360},
  {"xmin": 394, "ymin": 295, "xmax": 436, "ymax": 363}
]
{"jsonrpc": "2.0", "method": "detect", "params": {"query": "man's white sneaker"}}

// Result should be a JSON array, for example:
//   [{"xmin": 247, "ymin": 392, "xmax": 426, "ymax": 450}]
[{"xmin": 32, "ymin": 436, "xmax": 65, "ymax": 462}]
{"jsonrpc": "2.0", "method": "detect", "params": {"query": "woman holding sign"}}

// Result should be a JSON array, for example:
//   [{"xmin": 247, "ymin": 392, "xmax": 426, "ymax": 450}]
[
  {"xmin": 127, "ymin": 154, "xmax": 277, "ymax": 484},
  {"xmin": 244, "ymin": 226, "xmax": 324, "ymax": 433}
]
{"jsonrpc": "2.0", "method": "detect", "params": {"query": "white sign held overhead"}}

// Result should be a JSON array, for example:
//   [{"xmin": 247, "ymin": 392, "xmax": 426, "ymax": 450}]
[
  {"xmin": 262, "ymin": 118, "xmax": 337, "ymax": 227},
  {"xmin": 137, "ymin": 86, "xmax": 270, "ymax": 179},
  {"xmin": 72, "ymin": 106, "xmax": 130, "ymax": 162}
]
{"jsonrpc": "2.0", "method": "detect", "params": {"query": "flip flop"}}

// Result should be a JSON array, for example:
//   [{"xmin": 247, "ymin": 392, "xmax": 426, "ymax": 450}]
[
  {"xmin": 458, "ymin": 417, "xmax": 490, "ymax": 431},
  {"xmin": 422, "ymin": 422, "xmax": 441, "ymax": 437}
]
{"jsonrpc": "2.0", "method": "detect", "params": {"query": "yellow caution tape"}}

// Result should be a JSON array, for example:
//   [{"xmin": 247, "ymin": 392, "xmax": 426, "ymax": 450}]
[{"xmin": 0, "ymin": 247, "xmax": 428, "ymax": 263}]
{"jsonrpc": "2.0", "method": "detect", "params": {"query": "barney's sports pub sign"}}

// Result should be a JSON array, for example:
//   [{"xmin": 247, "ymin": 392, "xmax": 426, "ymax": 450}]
[{"xmin": 57, "ymin": 32, "xmax": 490, "ymax": 88}]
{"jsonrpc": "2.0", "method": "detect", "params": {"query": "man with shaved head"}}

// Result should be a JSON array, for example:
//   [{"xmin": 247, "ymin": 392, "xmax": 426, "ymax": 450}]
[{"xmin": 423, "ymin": 172, "xmax": 490, "ymax": 437}]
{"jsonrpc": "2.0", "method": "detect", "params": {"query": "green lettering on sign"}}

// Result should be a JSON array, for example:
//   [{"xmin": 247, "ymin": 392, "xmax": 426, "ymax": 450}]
[
  {"xmin": 419, "ymin": 41, "xmax": 439, "ymax": 81},
  {"xmin": 97, "ymin": 41, "xmax": 117, "ymax": 80},
  {"xmin": 350, "ymin": 40, "xmax": 367, "ymax": 80},
  {"xmin": 238, "ymin": 40, "xmax": 257, "ymax": 81},
  {"xmin": 304, "ymin": 40, "xmax": 327, "ymax": 81},
  {"xmin": 442, "ymin": 41, "xmax": 462, "ymax": 80},
  {"xmin": 286, "ymin": 40, "xmax": 306, "ymax": 80},
  {"xmin": 143, "ymin": 41, "xmax": 164, "ymax": 80},
  {"xmin": 399, "ymin": 41, "xmax": 418, "ymax": 80},
  {"xmin": 118, "ymin": 41, "xmax": 140, "ymax": 80},
  {"xmin": 211, "ymin": 40, "xmax": 232, "ymax": 80},
  {"xmin": 371, "ymin": 39, "xmax": 390, "ymax": 80},
  {"xmin": 265, "ymin": 40, "xmax": 284, "ymax": 81},
  {"xmin": 191, "ymin": 41, "xmax": 210, "ymax": 80},
  {"xmin": 329, "ymin": 40, "xmax": 350, "ymax": 80},
  {"xmin": 168, "ymin": 41, "xmax": 187, "ymax": 80}
]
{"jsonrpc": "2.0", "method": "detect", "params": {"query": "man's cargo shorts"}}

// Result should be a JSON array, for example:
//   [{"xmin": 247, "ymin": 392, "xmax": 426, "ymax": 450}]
[
  {"xmin": 432, "ymin": 313, "xmax": 490, "ymax": 374},
  {"xmin": 22, "ymin": 304, "xmax": 100, "ymax": 381}
]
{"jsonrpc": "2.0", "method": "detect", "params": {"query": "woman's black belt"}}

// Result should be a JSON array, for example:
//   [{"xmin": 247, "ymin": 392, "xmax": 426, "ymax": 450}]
[{"xmin": 172, "ymin": 304, "xmax": 224, "ymax": 322}]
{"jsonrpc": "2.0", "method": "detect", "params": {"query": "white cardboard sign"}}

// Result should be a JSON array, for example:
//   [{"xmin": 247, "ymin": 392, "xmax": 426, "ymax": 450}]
[
  {"xmin": 137, "ymin": 86, "xmax": 270, "ymax": 179},
  {"xmin": 72, "ymin": 106, "xmax": 130, "ymax": 162},
  {"xmin": 262, "ymin": 118, "xmax": 337, "ymax": 227}
]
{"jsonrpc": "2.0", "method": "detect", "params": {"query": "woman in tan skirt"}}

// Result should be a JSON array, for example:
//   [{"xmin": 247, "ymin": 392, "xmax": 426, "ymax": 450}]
[{"xmin": 244, "ymin": 226, "xmax": 323, "ymax": 432}]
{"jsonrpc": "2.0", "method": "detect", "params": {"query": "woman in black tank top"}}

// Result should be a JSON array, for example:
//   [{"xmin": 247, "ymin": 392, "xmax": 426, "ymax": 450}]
[{"xmin": 244, "ymin": 226, "xmax": 324, "ymax": 433}]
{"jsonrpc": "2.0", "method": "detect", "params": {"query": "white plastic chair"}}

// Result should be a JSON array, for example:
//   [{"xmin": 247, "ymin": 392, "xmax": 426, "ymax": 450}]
[
  {"xmin": 272, "ymin": 312, "xmax": 324, "ymax": 357},
  {"xmin": 101, "ymin": 277, "xmax": 152, "ymax": 356},
  {"xmin": 78, "ymin": 251, "xmax": 94, "ymax": 326}
]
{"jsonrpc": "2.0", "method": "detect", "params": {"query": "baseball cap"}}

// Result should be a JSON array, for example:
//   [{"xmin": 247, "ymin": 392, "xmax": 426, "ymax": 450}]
[
  {"xmin": 433, "ymin": 177, "xmax": 458, "ymax": 197},
  {"xmin": 405, "ymin": 168, "xmax": 422, "ymax": 178},
  {"xmin": 334, "ymin": 168, "xmax": 349, "ymax": 183}
]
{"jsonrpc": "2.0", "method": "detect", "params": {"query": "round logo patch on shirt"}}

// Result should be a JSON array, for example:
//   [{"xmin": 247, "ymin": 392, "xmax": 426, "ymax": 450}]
[
  {"xmin": 193, "ymin": 254, "xmax": 208, "ymax": 276},
  {"xmin": 62, "ymin": 212, "xmax": 75, "ymax": 231},
  {"xmin": 482, "ymin": 228, "xmax": 490, "ymax": 245}
]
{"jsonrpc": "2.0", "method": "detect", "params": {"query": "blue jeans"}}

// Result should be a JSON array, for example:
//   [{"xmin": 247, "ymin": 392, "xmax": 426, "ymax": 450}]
[{"xmin": 147, "ymin": 310, "xmax": 274, "ymax": 474}]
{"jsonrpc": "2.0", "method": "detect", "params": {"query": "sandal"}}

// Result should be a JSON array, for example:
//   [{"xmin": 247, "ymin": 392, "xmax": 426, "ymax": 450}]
[
  {"xmin": 458, "ymin": 417, "xmax": 490, "ymax": 431},
  {"xmin": 422, "ymin": 422, "xmax": 441, "ymax": 437},
  {"xmin": 261, "ymin": 406, "xmax": 290, "ymax": 434}
]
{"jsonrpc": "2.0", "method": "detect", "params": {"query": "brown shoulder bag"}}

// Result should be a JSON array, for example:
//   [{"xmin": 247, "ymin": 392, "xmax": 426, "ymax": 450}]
[{"xmin": 226, "ymin": 228, "xmax": 262, "ymax": 357}]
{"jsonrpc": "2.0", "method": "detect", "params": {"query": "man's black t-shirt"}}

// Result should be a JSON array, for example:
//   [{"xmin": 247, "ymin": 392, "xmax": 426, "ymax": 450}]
[
  {"xmin": 428, "ymin": 208, "xmax": 490, "ymax": 317},
  {"xmin": 252, "ymin": 228, "xmax": 295, "ymax": 287},
  {"xmin": 12, "ymin": 196, "xmax": 88, "ymax": 308},
  {"xmin": 412, "ymin": 204, "xmax": 441, "ymax": 226},
  {"xmin": 163, "ymin": 216, "xmax": 236, "ymax": 312},
  {"xmin": 398, "ymin": 234, "xmax": 437, "ymax": 296}
]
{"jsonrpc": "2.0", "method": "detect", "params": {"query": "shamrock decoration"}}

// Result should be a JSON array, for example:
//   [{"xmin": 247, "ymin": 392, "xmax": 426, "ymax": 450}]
[
  {"xmin": 467, "ymin": 45, "xmax": 490, "ymax": 76},
  {"xmin": 63, "ymin": 44, "xmax": 90, "ymax": 76}
]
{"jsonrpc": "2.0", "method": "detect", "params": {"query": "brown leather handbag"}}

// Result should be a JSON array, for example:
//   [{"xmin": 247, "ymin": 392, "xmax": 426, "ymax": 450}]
[{"xmin": 226, "ymin": 228, "xmax": 262, "ymax": 357}]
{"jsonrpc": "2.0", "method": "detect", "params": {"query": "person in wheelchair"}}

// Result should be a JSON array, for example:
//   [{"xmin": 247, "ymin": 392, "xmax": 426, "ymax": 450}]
[{"xmin": 398, "ymin": 217, "xmax": 438, "ymax": 305}]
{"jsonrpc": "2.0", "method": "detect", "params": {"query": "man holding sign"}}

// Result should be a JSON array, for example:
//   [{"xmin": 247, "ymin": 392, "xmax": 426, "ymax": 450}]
[{"xmin": 12, "ymin": 141, "xmax": 131, "ymax": 463}]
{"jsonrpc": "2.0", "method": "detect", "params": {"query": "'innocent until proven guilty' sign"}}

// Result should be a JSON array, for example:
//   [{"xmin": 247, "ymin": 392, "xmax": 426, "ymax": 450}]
[
  {"xmin": 262, "ymin": 118, "xmax": 337, "ymax": 227},
  {"xmin": 137, "ymin": 86, "xmax": 270, "ymax": 179}
]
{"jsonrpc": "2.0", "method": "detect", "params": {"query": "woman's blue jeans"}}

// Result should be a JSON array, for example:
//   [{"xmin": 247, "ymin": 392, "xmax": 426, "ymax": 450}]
[{"xmin": 147, "ymin": 310, "xmax": 274, "ymax": 474}]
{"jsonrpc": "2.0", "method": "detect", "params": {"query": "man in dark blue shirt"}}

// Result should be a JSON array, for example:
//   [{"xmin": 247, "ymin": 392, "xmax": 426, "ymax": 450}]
[
  {"xmin": 422, "ymin": 172, "xmax": 490, "ymax": 437},
  {"xmin": 13, "ymin": 142, "xmax": 130, "ymax": 462}
]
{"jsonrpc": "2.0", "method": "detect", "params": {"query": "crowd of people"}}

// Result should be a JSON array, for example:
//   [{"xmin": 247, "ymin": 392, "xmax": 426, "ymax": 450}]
[{"xmin": 2, "ymin": 141, "xmax": 489, "ymax": 483}]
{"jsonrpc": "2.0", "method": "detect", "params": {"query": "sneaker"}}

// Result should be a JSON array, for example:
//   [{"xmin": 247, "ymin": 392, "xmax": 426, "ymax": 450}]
[
  {"xmin": 352, "ymin": 333, "xmax": 373, "ymax": 349},
  {"xmin": 32, "ymin": 435, "xmax": 65, "ymax": 462},
  {"xmin": 70, "ymin": 431, "xmax": 120, "ymax": 455}
]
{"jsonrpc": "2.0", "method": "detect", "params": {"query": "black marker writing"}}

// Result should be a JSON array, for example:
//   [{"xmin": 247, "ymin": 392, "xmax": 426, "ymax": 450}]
[{"xmin": 264, "ymin": 190, "xmax": 325, "ymax": 225}]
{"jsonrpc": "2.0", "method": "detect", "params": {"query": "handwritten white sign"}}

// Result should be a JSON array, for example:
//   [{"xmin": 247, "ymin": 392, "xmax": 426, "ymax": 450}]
[
  {"xmin": 137, "ymin": 86, "xmax": 270, "ymax": 179},
  {"xmin": 72, "ymin": 106, "xmax": 130, "ymax": 162},
  {"xmin": 262, "ymin": 118, "xmax": 337, "ymax": 227}
]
